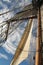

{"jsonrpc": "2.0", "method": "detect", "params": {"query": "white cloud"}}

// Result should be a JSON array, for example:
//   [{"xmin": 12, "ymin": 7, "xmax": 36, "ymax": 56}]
[
  {"xmin": 0, "ymin": 9, "xmax": 14, "ymax": 23},
  {"xmin": 0, "ymin": 0, "xmax": 31, "ymax": 59},
  {"xmin": 2, "ymin": 19, "xmax": 28, "ymax": 56},
  {"xmin": 2, "ymin": 21, "xmax": 26, "ymax": 54},
  {"xmin": 3, "ymin": 0, "xmax": 11, "ymax": 3},
  {"xmin": 2, "ymin": 31, "xmax": 21, "ymax": 55},
  {"xmin": 0, "ymin": 53, "xmax": 8, "ymax": 60},
  {"xmin": 0, "ymin": 0, "xmax": 14, "ymax": 23},
  {"xmin": 2, "ymin": 41, "xmax": 16, "ymax": 55},
  {"xmin": 0, "ymin": 1, "xmax": 8, "ymax": 11}
]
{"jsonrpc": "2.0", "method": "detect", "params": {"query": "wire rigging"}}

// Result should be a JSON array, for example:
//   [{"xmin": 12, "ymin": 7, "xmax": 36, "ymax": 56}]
[
  {"xmin": 0, "ymin": 4, "xmax": 36, "ymax": 16},
  {"xmin": 0, "ymin": 19, "xmax": 27, "ymax": 46},
  {"xmin": 10, "ymin": 41, "xmax": 43, "ymax": 53}
]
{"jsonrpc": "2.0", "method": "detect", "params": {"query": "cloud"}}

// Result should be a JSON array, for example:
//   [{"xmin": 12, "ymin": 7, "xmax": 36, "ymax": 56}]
[
  {"xmin": 2, "ymin": 41, "xmax": 16, "ymax": 55},
  {"xmin": 0, "ymin": 0, "xmax": 14, "ymax": 23},
  {"xmin": 2, "ymin": 31, "xmax": 21, "ymax": 55},
  {"xmin": 2, "ymin": 20, "xmax": 27, "ymax": 55},
  {"xmin": 0, "ymin": 0, "xmax": 32, "ymax": 62},
  {"xmin": 0, "ymin": 1, "xmax": 8, "ymax": 10},
  {"xmin": 0, "ymin": 53, "xmax": 8, "ymax": 60},
  {"xmin": 18, "ymin": 0, "xmax": 32, "ymax": 7},
  {"xmin": 0, "ymin": 9, "xmax": 14, "ymax": 23},
  {"xmin": 0, "ymin": 0, "xmax": 32, "ymax": 23},
  {"xmin": 3, "ymin": 0, "xmax": 11, "ymax": 3}
]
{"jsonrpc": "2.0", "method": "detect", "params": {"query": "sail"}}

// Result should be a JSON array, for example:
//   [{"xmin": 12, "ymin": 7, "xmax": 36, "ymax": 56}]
[{"xmin": 12, "ymin": 19, "xmax": 33, "ymax": 65}]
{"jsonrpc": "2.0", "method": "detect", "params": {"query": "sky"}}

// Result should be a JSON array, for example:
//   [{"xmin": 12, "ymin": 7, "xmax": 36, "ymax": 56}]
[
  {"xmin": 0, "ymin": 0, "xmax": 32, "ymax": 23},
  {"xmin": 0, "ymin": 20, "xmax": 28, "ymax": 65},
  {"xmin": 0, "ymin": 0, "xmax": 38, "ymax": 65}
]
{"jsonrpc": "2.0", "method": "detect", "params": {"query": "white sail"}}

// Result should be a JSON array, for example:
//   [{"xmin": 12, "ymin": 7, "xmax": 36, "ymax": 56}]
[{"xmin": 10, "ymin": 19, "xmax": 33, "ymax": 65}]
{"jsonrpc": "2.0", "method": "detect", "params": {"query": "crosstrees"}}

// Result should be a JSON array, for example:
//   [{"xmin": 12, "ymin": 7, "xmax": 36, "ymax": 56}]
[
  {"xmin": 0, "ymin": 15, "xmax": 37, "ymax": 44},
  {"xmin": 0, "ymin": 1, "xmax": 43, "ymax": 65},
  {"xmin": 0, "ymin": 3, "xmax": 37, "ymax": 44}
]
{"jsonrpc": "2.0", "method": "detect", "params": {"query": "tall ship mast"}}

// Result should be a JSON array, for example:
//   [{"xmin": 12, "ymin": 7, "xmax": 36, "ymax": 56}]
[{"xmin": 0, "ymin": 0, "xmax": 43, "ymax": 65}]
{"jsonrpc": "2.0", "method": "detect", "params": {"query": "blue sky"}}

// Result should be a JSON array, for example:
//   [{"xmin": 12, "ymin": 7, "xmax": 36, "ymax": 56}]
[
  {"xmin": 0, "ymin": 0, "xmax": 32, "ymax": 23},
  {"xmin": 0, "ymin": 19, "xmax": 28, "ymax": 65},
  {"xmin": 0, "ymin": 0, "xmax": 37, "ymax": 65}
]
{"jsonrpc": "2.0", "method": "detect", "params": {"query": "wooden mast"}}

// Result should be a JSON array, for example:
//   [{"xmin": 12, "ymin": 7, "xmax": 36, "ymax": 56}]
[{"xmin": 35, "ymin": 7, "xmax": 42, "ymax": 65}]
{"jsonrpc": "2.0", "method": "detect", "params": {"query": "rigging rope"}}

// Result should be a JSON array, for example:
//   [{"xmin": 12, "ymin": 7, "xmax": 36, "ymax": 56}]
[
  {"xmin": 10, "ymin": 43, "xmax": 43, "ymax": 53},
  {"xmin": 0, "ymin": 20, "xmax": 27, "ymax": 46},
  {"xmin": 0, "ymin": 4, "xmax": 35, "ymax": 16}
]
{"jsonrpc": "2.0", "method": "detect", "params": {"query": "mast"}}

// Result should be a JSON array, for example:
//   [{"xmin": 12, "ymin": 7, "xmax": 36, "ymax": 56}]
[
  {"xmin": 32, "ymin": 0, "xmax": 43, "ymax": 65},
  {"xmin": 35, "ymin": 5, "xmax": 42, "ymax": 65}
]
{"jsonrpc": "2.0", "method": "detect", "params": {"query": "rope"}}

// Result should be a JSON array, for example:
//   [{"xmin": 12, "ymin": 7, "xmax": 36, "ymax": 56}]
[{"xmin": 0, "ymin": 5, "xmax": 35, "ymax": 16}]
